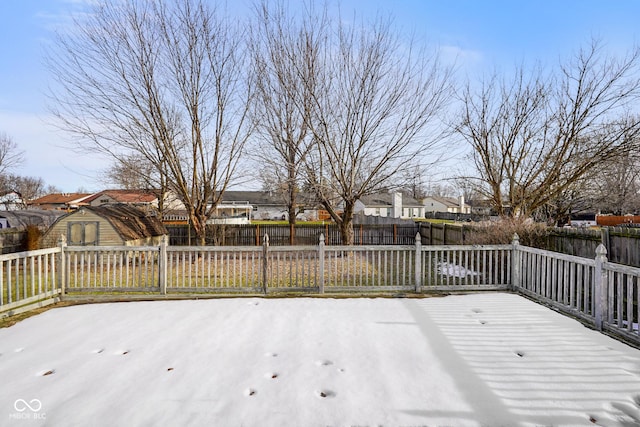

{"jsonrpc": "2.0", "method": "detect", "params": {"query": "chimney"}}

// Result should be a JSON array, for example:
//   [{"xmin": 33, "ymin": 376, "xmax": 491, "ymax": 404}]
[
  {"xmin": 459, "ymin": 195, "xmax": 465, "ymax": 213},
  {"xmin": 392, "ymin": 192, "xmax": 402, "ymax": 218}
]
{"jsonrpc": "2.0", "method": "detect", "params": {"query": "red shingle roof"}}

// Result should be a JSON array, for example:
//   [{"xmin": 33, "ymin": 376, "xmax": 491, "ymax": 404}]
[
  {"xmin": 30, "ymin": 193, "xmax": 92, "ymax": 205},
  {"xmin": 83, "ymin": 190, "xmax": 158, "ymax": 204}
]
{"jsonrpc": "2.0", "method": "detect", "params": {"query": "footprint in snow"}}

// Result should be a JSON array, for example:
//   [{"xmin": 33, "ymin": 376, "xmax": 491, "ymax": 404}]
[
  {"xmin": 315, "ymin": 389, "xmax": 336, "ymax": 399},
  {"xmin": 515, "ymin": 350, "xmax": 525, "ymax": 358},
  {"xmin": 265, "ymin": 372, "xmax": 279, "ymax": 379},
  {"xmin": 92, "ymin": 348, "xmax": 105, "ymax": 354},
  {"xmin": 471, "ymin": 308, "xmax": 482, "ymax": 314},
  {"xmin": 244, "ymin": 388, "xmax": 257, "ymax": 397},
  {"xmin": 478, "ymin": 320, "xmax": 488, "ymax": 325},
  {"xmin": 38, "ymin": 369, "xmax": 56, "ymax": 377},
  {"xmin": 315, "ymin": 360, "xmax": 333, "ymax": 367},
  {"xmin": 115, "ymin": 350, "xmax": 130, "ymax": 355},
  {"xmin": 264, "ymin": 352, "xmax": 278, "ymax": 358}
]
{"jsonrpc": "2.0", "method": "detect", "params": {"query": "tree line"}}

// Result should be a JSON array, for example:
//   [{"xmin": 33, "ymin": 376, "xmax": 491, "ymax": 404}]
[
  {"xmin": 0, "ymin": 132, "xmax": 60, "ymax": 207},
  {"xmin": 34, "ymin": 0, "xmax": 640, "ymax": 243}
]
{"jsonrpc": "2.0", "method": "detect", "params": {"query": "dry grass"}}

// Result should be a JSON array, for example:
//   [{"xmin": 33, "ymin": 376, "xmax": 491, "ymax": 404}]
[{"xmin": 464, "ymin": 218, "xmax": 548, "ymax": 247}]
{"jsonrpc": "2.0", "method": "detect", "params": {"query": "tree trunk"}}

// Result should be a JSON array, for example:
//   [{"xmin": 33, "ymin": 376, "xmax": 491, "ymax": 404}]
[
  {"xmin": 338, "ymin": 202, "xmax": 355, "ymax": 245},
  {"xmin": 191, "ymin": 213, "xmax": 208, "ymax": 246},
  {"xmin": 288, "ymin": 204, "xmax": 296, "ymax": 245}
]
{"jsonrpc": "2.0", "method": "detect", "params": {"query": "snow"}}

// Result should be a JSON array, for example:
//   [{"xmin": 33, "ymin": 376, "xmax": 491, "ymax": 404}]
[
  {"xmin": 438, "ymin": 262, "xmax": 479, "ymax": 278},
  {"xmin": 1, "ymin": 293, "xmax": 640, "ymax": 426}
]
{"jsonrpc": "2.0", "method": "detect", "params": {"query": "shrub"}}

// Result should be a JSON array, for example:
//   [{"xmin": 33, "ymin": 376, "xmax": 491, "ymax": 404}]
[
  {"xmin": 23, "ymin": 224, "xmax": 42, "ymax": 251},
  {"xmin": 464, "ymin": 218, "xmax": 548, "ymax": 248}
]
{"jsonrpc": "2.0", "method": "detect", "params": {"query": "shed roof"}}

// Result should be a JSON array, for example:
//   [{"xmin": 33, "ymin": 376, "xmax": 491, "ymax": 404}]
[
  {"xmin": 0, "ymin": 209, "xmax": 66, "ymax": 229},
  {"xmin": 82, "ymin": 205, "xmax": 167, "ymax": 240}
]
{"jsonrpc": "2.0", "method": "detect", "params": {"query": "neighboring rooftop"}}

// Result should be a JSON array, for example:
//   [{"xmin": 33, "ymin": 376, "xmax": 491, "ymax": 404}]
[
  {"xmin": 83, "ymin": 189, "xmax": 159, "ymax": 205},
  {"xmin": 29, "ymin": 193, "xmax": 92, "ymax": 209}
]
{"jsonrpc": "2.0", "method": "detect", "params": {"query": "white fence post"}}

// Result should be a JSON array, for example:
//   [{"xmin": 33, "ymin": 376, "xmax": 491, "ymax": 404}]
[
  {"xmin": 262, "ymin": 233, "xmax": 269, "ymax": 295},
  {"xmin": 318, "ymin": 234, "xmax": 325, "ymax": 294},
  {"xmin": 511, "ymin": 233, "xmax": 520, "ymax": 290},
  {"xmin": 159, "ymin": 235, "xmax": 168, "ymax": 295},
  {"xmin": 594, "ymin": 244, "xmax": 608, "ymax": 331},
  {"xmin": 414, "ymin": 232, "xmax": 422, "ymax": 292},
  {"xmin": 58, "ymin": 234, "xmax": 67, "ymax": 296}
]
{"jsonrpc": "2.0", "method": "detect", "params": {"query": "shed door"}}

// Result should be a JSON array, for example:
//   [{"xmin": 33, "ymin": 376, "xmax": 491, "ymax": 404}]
[{"xmin": 68, "ymin": 222, "xmax": 99, "ymax": 246}]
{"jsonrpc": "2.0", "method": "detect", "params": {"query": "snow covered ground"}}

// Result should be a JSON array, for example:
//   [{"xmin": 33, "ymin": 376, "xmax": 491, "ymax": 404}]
[{"xmin": 1, "ymin": 293, "xmax": 640, "ymax": 426}]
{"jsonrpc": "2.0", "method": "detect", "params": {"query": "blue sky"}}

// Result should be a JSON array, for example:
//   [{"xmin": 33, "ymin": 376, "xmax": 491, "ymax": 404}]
[{"xmin": 0, "ymin": 0, "xmax": 639, "ymax": 192}]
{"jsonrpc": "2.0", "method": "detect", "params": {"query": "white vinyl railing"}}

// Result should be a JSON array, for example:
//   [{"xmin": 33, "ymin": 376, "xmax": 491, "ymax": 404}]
[
  {"xmin": 1, "ymin": 233, "xmax": 639, "ymax": 346},
  {"xmin": 0, "ymin": 248, "xmax": 60, "ymax": 315}
]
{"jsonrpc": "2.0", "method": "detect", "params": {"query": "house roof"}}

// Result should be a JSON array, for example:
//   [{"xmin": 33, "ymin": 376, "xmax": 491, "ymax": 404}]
[
  {"xmin": 83, "ymin": 205, "xmax": 167, "ymax": 240},
  {"xmin": 221, "ymin": 191, "xmax": 320, "ymax": 207},
  {"xmin": 83, "ymin": 189, "xmax": 159, "ymax": 204},
  {"xmin": 358, "ymin": 193, "xmax": 422, "ymax": 208},
  {"xmin": 30, "ymin": 193, "xmax": 92, "ymax": 206},
  {"xmin": 424, "ymin": 196, "xmax": 461, "ymax": 208}
]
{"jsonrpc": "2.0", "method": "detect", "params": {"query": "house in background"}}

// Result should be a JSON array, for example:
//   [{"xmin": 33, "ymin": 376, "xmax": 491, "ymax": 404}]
[
  {"xmin": 355, "ymin": 192, "xmax": 425, "ymax": 219},
  {"xmin": 29, "ymin": 193, "xmax": 92, "ymax": 211},
  {"xmin": 84, "ymin": 189, "xmax": 159, "ymax": 208},
  {"xmin": 42, "ymin": 205, "xmax": 167, "ymax": 248},
  {"xmin": 422, "ymin": 195, "xmax": 471, "ymax": 215},
  {"xmin": 220, "ymin": 191, "xmax": 322, "ymax": 221},
  {"xmin": 0, "ymin": 191, "xmax": 25, "ymax": 211}
]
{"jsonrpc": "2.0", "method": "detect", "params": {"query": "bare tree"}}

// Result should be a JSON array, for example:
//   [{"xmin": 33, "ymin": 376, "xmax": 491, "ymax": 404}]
[
  {"xmin": 104, "ymin": 154, "xmax": 174, "ymax": 219},
  {"xmin": 303, "ymin": 14, "xmax": 453, "ymax": 244},
  {"xmin": 106, "ymin": 154, "xmax": 158, "ymax": 191},
  {"xmin": 48, "ymin": 0, "xmax": 253, "ymax": 243},
  {"xmin": 0, "ymin": 132, "xmax": 25, "ymax": 176},
  {"xmin": 248, "ymin": 1, "xmax": 325, "ymax": 242},
  {"xmin": 456, "ymin": 40, "xmax": 640, "ymax": 220},
  {"xmin": 591, "ymin": 149, "xmax": 640, "ymax": 214}
]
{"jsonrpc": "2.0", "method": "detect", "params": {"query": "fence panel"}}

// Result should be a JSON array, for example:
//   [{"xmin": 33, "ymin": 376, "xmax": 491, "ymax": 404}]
[
  {"xmin": 65, "ymin": 246, "xmax": 160, "ymax": 292},
  {"xmin": 516, "ymin": 245, "xmax": 596, "ymax": 322},
  {"xmin": 420, "ymin": 245, "xmax": 511, "ymax": 290},
  {"xmin": 165, "ymin": 224, "xmax": 420, "ymax": 246},
  {"xmin": 323, "ymin": 245, "xmax": 415, "ymax": 292},
  {"xmin": 0, "ymin": 248, "xmax": 60, "ymax": 314},
  {"xmin": 266, "ymin": 247, "xmax": 319, "ymax": 291},
  {"xmin": 166, "ymin": 246, "xmax": 263, "ymax": 292},
  {"xmin": 602, "ymin": 261, "xmax": 640, "ymax": 343}
]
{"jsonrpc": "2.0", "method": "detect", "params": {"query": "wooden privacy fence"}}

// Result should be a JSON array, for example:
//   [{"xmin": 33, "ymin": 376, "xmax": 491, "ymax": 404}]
[
  {"xmin": 166, "ymin": 223, "xmax": 421, "ymax": 246},
  {"xmin": 1, "ymin": 234, "xmax": 639, "ymax": 346}
]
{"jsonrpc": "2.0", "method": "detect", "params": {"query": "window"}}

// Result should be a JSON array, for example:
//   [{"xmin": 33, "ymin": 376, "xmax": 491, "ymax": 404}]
[{"xmin": 68, "ymin": 221, "xmax": 99, "ymax": 246}]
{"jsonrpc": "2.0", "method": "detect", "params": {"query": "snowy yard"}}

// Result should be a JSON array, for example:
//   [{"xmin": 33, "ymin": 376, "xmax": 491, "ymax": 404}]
[{"xmin": 1, "ymin": 294, "xmax": 640, "ymax": 426}]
